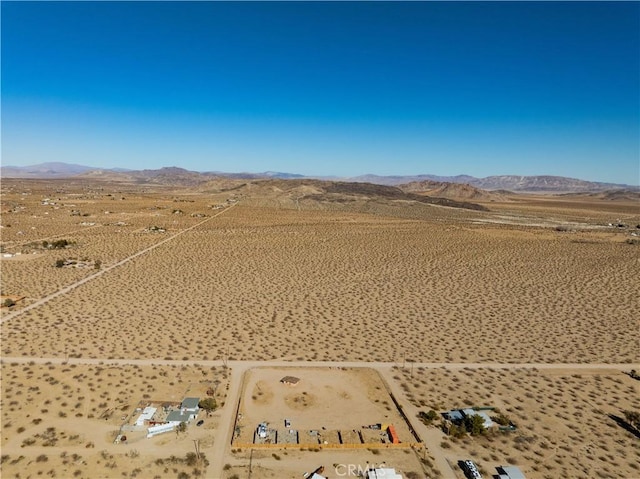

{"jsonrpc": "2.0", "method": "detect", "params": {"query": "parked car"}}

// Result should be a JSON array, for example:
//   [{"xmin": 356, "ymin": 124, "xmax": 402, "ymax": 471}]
[{"xmin": 196, "ymin": 420, "xmax": 204, "ymax": 426}]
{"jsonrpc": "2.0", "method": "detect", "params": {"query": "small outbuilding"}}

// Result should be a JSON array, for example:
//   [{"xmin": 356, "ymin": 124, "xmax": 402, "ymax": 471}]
[
  {"xmin": 181, "ymin": 397, "xmax": 200, "ymax": 412},
  {"xmin": 135, "ymin": 407, "xmax": 157, "ymax": 426},
  {"xmin": 445, "ymin": 410, "xmax": 464, "ymax": 423},
  {"xmin": 280, "ymin": 376, "xmax": 300, "ymax": 386},
  {"xmin": 496, "ymin": 465, "xmax": 526, "ymax": 479},
  {"xmin": 366, "ymin": 468, "xmax": 404, "ymax": 479}
]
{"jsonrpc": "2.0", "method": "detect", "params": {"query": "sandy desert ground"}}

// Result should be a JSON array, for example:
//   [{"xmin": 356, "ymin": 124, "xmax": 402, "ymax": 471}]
[
  {"xmin": 393, "ymin": 365, "xmax": 640, "ymax": 479},
  {"xmin": 221, "ymin": 447, "xmax": 430, "ymax": 479},
  {"xmin": 2, "ymin": 181, "xmax": 637, "ymax": 364},
  {"xmin": 1, "ymin": 177, "xmax": 638, "ymax": 478},
  {"xmin": 0, "ymin": 361, "xmax": 228, "ymax": 479},
  {"xmin": 234, "ymin": 367, "xmax": 415, "ymax": 446}
]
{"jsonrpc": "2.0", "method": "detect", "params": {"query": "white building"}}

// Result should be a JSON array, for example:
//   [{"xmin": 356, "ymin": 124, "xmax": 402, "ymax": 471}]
[
  {"xmin": 366, "ymin": 468, "xmax": 404, "ymax": 479},
  {"xmin": 147, "ymin": 423, "xmax": 176, "ymax": 438},
  {"xmin": 135, "ymin": 407, "xmax": 157, "ymax": 426},
  {"xmin": 162, "ymin": 397, "xmax": 200, "ymax": 425}
]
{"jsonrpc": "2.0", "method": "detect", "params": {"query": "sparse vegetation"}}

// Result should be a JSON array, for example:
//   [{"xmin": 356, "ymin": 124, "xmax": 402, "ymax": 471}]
[
  {"xmin": 3, "ymin": 298, "xmax": 16, "ymax": 307},
  {"xmin": 623, "ymin": 410, "xmax": 640, "ymax": 431},
  {"xmin": 418, "ymin": 409, "xmax": 439, "ymax": 425},
  {"xmin": 0, "ymin": 178, "xmax": 637, "ymax": 479},
  {"xmin": 198, "ymin": 397, "xmax": 217, "ymax": 413}
]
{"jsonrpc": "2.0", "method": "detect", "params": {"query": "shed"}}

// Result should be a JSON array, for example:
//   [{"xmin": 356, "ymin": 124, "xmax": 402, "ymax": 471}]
[
  {"xmin": 181, "ymin": 397, "xmax": 200, "ymax": 411},
  {"xmin": 497, "ymin": 465, "xmax": 526, "ymax": 479},
  {"xmin": 280, "ymin": 376, "xmax": 300, "ymax": 385}
]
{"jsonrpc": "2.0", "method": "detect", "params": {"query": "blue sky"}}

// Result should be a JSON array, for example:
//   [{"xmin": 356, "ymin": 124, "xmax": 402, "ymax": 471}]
[{"xmin": 2, "ymin": 1, "xmax": 639, "ymax": 184}]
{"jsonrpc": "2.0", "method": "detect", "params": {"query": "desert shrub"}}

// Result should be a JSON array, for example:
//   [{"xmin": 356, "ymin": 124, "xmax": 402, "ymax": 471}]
[
  {"xmin": 198, "ymin": 397, "xmax": 217, "ymax": 412},
  {"xmin": 447, "ymin": 423, "xmax": 467, "ymax": 438},
  {"xmin": 464, "ymin": 414, "xmax": 487, "ymax": 435},
  {"xmin": 48, "ymin": 239, "xmax": 71, "ymax": 249},
  {"xmin": 623, "ymin": 410, "xmax": 640, "ymax": 430},
  {"xmin": 3, "ymin": 298, "xmax": 15, "ymax": 307},
  {"xmin": 418, "ymin": 410, "xmax": 439, "ymax": 425},
  {"xmin": 492, "ymin": 413, "xmax": 513, "ymax": 426}
]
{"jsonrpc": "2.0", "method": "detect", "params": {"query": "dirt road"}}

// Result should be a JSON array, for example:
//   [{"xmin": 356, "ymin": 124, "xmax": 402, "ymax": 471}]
[
  {"xmin": 2, "ymin": 356, "xmax": 634, "ymax": 371},
  {"xmin": 0, "ymin": 204, "xmax": 235, "ymax": 325},
  {"xmin": 2, "ymin": 356, "xmax": 634, "ymax": 478}
]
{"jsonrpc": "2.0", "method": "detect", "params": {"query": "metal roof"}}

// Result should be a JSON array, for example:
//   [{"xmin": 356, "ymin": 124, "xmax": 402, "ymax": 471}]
[
  {"xmin": 181, "ymin": 397, "xmax": 200, "ymax": 409},
  {"xmin": 498, "ymin": 465, "xmax": 526, "ymax": 479}
]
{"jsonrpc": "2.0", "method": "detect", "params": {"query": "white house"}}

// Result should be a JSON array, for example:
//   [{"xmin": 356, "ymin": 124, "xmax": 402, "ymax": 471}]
[{"xmin": 165, "ymin": 397, "xmax": 200, "ymax": 425}]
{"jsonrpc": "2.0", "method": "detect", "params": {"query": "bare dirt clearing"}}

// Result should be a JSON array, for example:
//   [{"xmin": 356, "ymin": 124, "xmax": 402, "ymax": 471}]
[{"xmin": 234, "ymin": 367, "xmax": 414, "ymax": 446}]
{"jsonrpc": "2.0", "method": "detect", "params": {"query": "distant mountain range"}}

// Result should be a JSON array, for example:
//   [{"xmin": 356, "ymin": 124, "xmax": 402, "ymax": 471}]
[
  {"xmin": 1, "ymin": 162, "xmax": 636, "ymax": 193},
  {"xmin": 348, "ymin": 173, "xmax": 637, "ymax": 192}
]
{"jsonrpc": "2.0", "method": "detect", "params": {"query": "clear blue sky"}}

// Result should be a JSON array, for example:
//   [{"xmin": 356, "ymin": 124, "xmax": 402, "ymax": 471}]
[{"xmin": 2, "ymin": 1, "xmax": 639, "ymax": 184}]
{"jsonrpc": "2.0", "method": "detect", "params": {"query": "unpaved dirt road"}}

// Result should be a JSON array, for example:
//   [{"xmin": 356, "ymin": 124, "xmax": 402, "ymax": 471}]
[
  {"xmin": 0, "ymin": 204, "xmax": 235, "ymax": 325},
  {"xmin": 3, "ymin": 356, "xmax": 634, "ymax": 478}
]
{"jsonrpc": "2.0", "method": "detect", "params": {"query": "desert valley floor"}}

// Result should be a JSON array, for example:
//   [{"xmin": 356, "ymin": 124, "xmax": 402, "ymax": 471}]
[{"xmin": 1, "ymin": 177, "xmax": 638, "ymax": 479}]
